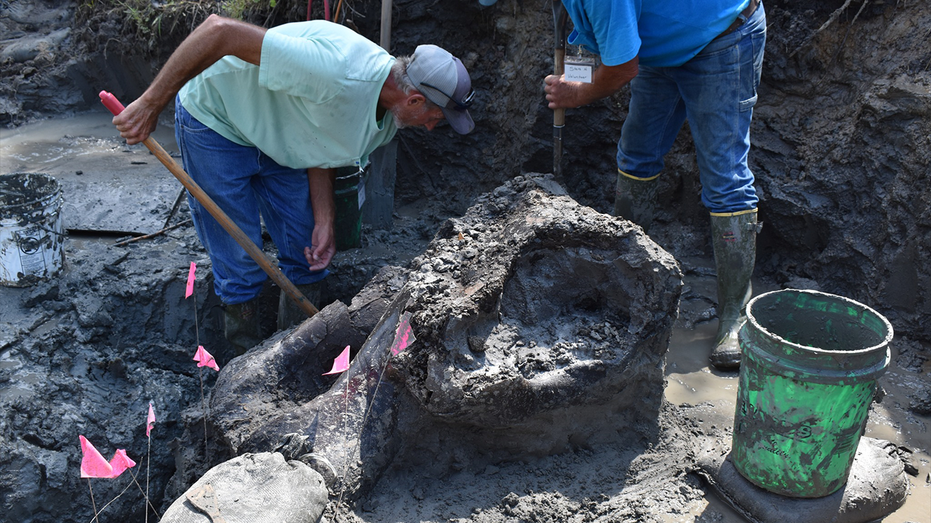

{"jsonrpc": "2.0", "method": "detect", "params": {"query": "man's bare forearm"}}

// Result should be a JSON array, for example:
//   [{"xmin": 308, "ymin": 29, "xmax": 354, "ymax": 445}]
[
  {"xmin": 139, "ymin": 15, "xmax": 267, "ymax": 110},
  {"xmin": 308, "ymin": 167, "xmax": 336, "ymax": 228},
  {"xmin": 114, "ymin": 15, "xmax": 268, "ymax": 144}
]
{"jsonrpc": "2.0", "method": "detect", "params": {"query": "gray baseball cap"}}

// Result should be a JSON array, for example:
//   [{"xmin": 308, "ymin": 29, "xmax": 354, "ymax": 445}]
[{"xmin": 407, "ymin": 44, "xmax": 475, "ymax": 135}]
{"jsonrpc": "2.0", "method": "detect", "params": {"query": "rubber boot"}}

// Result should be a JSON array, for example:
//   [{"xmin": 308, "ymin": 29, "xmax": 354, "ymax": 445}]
[
  {"xmin": 277, "ymin": 282, "xmax": 323, "ymax": 331},
  {"xmin": 224, "ymin": 298, "xmax": 264, "ymax": 356},
  {"xmin": 709, "ymin": 210, "xmax": 760, "ymax": 370},
  {"xmin": 614, "ymin": 170, "xmax": 659, "ymax": 232}
]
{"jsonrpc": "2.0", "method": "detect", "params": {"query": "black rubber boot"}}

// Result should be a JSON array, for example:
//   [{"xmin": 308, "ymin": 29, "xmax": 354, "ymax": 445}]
[
  {"xmin": 709, "ymin": 210, "xmax": 760, "ymax": 371},
  {"xmin": 614, "ymin": 170, "xmax": 659, "ymax": 232},
  {"xmin": 224, "ymin": 298, "xmax": 263, "ymax": 356},
  {"xmin": 277, "ymin": 282, "xmax": 322, "ymax": 331}
]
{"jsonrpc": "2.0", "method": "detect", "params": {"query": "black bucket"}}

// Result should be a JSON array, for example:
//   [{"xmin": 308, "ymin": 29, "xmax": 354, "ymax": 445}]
[{"xmin": 334, "ymin": 166, "xmax": 364, "ymax": 251}]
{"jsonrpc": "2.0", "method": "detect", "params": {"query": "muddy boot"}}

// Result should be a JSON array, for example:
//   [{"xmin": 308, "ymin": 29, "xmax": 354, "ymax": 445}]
[
  {"xmin": 614, "ymin": 170, "xmax": 659, "ymax": 232},
  {"xmin": 224, "ymin": 298, "xmax": 264, "ymax": 356},
  {"xmin": 709, "ymin": 210, "xmax": 760, "ymax": 371},
  {"xmin": 277, "ymin": 282, "xmax": 322, "ymax": 331}
]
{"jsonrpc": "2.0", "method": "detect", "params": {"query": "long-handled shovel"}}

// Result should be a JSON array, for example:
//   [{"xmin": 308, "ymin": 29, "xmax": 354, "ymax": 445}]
[
  {"xmin": 552, "ymin": 0, "xmax": 569, "ymax": 177},
  {"xmin": 99, "ymin": 91, "xmax": 319, "ymax": 319}
]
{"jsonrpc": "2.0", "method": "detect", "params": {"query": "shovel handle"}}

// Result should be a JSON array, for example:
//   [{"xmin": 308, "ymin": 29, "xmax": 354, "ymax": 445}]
[
  {"xmin": 553, "ymin": 48, "xmax": 566, "ymax": 127},
  {"xmin": 99, "ymin": 91, "xmax": 319, "ymax": 319},
  {"xmin": 552, "ymin": 1, "xmax": 568, "ymax": 176},
  {"xmin": 553, "ymin": 2, "xmax": 568, "ymax": 128}
]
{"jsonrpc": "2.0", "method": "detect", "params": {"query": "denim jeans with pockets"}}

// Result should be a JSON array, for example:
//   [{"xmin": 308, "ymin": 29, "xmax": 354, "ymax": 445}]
[
  {"xmin": 174, "ymin": 99, "xmax": 326, "ymax": 305},
  {"xmin": 617, "ymin": 3, "xmax": 766, "ymax": 214}
]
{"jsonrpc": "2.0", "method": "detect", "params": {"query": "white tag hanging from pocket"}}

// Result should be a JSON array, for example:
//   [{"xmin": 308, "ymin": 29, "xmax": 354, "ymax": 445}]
[{"xmin": 564, "ymin": 56, "xmax": 594, "ymax": 83}]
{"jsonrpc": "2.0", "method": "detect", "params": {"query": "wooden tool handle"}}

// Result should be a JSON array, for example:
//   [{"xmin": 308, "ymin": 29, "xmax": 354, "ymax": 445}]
[
  {"xmin": 553, "ymin": 48, "xmax": 566, "ymax": 127},
  {"xmin": 99, "ymin": 91, "xmax": 319, "ymax": 318}
]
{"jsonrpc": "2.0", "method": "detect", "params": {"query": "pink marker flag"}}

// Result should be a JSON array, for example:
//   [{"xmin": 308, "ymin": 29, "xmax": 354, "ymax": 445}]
[
  {"xmin": 108, "ymin": 449, "xmax": 137, "ymax": 478},
  {"xmin": 193, "ymin": 345, "xmax": 219, "ymax": 372},
  {"xmin": 323, "ymin": 345, "xmax": 351, "ymax": 375},
  {"xmin": 80, "ymin": 435, "xmax": 113, "ymax": 478},
  {"xmin": 146, "ymin": 402, "xmax": 156, "ymax": 437},
  {"xmin": 185, "ymin": 262, "xmax": 197, "ymax": 298},
  {"xmin": 390, "ymin": 312, "xmax": 415, "ymax": 356},
  {"xmin": 80, "ymin": 436, "xmax": 136, "ymax": 478}
]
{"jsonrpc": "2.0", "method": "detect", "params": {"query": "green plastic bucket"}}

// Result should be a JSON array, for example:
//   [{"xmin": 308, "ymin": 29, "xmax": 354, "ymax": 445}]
[
  {"xmin": 334, "ymin": 166, "xmax": 365, "ymax": 251},
  {"xmin": 731, "ymin": 289, "xmax": 893, "ymax": 498}
]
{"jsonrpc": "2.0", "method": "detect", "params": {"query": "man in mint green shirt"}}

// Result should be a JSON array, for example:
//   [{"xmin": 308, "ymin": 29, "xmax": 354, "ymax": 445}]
[{"xmin": 113, "ymin": 15, "xmax": 475, "ymax": 353}]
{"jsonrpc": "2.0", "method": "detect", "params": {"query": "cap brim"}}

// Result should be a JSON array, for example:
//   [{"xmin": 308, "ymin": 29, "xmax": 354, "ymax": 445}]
[{"xmin": 440, "ymin": 107, "xmax": 475, "ymax": 135}]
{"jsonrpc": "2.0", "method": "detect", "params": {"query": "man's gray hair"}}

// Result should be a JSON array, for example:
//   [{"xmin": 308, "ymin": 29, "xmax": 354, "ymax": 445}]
[
  {"xmin": 391, "ymin": 56, "xmax": 416, "ymax": 94},
  {"xmin": 391, "ymin": 56, "xmax": 440, "ymax": 109}
]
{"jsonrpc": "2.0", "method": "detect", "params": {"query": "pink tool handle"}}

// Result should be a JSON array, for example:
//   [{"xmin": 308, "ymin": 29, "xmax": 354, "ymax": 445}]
[{"xmin": 99, "ymin": 91, "xmax": 125, "ymax": 115}]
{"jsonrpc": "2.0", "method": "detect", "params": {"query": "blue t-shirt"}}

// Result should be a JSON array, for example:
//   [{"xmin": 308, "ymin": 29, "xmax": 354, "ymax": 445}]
[
  {"xmin": 562, "ymin": 0, "xmax": 750, "ymax": 67},
  {"xmin": 179, "ymin": 21, "xmax": 397, "ymax": 170}
]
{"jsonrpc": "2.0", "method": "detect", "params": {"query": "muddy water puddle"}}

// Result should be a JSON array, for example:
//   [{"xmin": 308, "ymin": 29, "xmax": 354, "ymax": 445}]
[
  {"xmin": 2, "ymin": 112, "xmax": 116, "ymax": 170},
  {"xmin": 0, "ymin": 110, "xmax": 178, "ymax": 170},
  {"xmin": 664, "ymin": 321, "xmax": 744, "ymax": 521},
  {"xmin": 665, "ymin": 316, "xmax": 931, "ymax": 522},
  {"xmin": 1, "ymin": 111, "xmax": 185, "ymax": 235}
]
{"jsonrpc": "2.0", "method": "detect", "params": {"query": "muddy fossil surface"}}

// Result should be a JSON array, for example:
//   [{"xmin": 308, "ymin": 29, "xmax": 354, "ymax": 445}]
[
  {"xmin": 210, "ymin": 178, "xmax": 683, "ymax": 502},
  {"xmin": 1, "ymin": 0, "xmax": 929, "ymax": 522}
]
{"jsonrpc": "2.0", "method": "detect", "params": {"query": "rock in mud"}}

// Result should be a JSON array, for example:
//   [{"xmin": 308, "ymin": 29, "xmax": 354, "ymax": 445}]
[
  {"xmin": 160, "ymin": 452, "xmax": 327, "ymax": 523},
  {"xmin": 697, "ymin": 437, "xmax": 909, "ymax": 523}
]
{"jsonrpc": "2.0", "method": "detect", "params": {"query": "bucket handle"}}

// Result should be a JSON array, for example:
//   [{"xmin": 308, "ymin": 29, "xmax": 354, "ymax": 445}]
[{"xmin": 21, "ymin": 223, "xmax": 67, "ymax": 238}]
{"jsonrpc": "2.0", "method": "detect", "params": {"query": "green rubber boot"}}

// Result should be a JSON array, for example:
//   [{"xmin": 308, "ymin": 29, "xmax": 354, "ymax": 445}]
[
  {"xmin": 614, "ymin": 170, "xmax": 660, "ymax": 232},
  {"xmin": 277, "ymin": 282, "xmax": 323, "ymax": 331},
  {"xmin": 224, "ymin": 298, "xmax": 264, "ymax": 356},
  {"xmin": 709, "ymin": 210, "xmax": 760, "ymax": 370}
]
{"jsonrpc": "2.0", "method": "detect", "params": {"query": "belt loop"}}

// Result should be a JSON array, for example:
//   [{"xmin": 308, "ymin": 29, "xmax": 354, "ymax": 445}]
[{"xmin": 717, "ymin": 0, "xmax": 760, "ymax": 40}]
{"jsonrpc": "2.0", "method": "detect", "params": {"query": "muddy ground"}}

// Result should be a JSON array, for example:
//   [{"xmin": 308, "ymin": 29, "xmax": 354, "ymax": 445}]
[{"xmin": 1, "ymin": 0, "xmax": 930, "ymax": 522}]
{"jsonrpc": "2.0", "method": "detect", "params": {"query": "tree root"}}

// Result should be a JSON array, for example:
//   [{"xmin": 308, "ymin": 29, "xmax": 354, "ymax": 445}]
[{"xmin": 789, "ymin": 0, "xmax": 866, "ymax": 59}]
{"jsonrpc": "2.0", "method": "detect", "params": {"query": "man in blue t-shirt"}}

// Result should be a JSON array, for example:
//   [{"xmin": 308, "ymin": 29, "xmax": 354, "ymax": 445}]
[
  {"xmin": 545, "ymin": 0, "xmax": 765, "ymax": 370},
  {"xmin": 113, "ymin": 15, "xmax": 475, "ymax": 354}
]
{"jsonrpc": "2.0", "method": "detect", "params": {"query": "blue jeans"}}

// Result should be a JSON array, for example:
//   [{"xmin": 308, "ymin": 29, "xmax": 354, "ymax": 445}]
[
  {"xmin": 174, "ymin": 100, "xmax": 326, "ymax": 305},
  {"xmin": 617, "ymin": 3, "xmax": 766, "ymax": 214}
]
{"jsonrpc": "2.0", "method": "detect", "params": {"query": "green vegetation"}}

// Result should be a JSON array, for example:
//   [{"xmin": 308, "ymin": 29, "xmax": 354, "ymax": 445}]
[
  {"xmin": 223, "ymin": 0, "xmax": 278, "ymax": 21},
  {"xmin": 76, "ymin": 0, "xmax": 209, "ymax": 52},
  {"xmin": 74, "ymin": 0, "xmax": 355, "ymax": 57}
]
